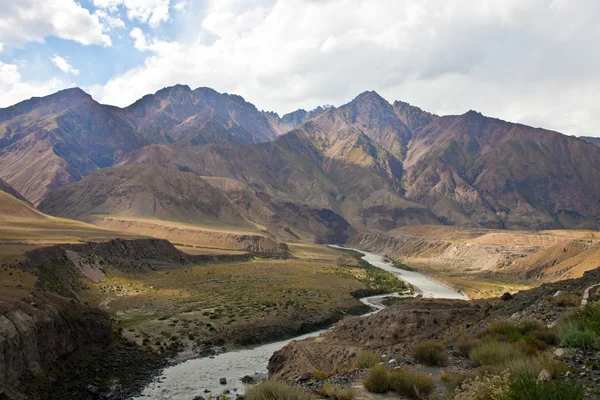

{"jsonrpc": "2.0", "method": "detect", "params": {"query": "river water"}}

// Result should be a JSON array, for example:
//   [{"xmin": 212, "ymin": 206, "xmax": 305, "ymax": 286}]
[{"xmin": 133, "ymin": 248, "xmax": 466, "ymax": 399}]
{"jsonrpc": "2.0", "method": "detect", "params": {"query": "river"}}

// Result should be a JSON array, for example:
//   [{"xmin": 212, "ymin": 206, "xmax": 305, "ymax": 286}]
[{"xmin": 133, "ymin": 248, "xmax": 466, "ymax": 399}]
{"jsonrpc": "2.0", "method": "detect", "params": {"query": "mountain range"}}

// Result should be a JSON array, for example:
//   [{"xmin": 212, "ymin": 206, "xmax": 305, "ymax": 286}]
[{"xmin": 2, "ymin": 85, "xmax": 600, "ymax": 243}]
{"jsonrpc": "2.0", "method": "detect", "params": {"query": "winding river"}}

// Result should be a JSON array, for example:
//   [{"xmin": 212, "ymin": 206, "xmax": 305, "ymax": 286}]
[{"xmin": 133, "ymin": 248, "xmax": 466, "ymax": 399}]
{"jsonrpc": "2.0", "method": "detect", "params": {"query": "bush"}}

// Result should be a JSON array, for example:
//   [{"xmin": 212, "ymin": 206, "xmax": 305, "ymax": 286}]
[
  {"xmin": 569, "ymin": 302, "xmax": 600, "ymax": 335},
  {"xmin": 363, "ymin": 365, "xmax": 389, "ymax": 393},
  {"xmin": 388, "ymin": 368, "xmax": 434, "ymax": 399},
  {"xmin": 547, "ymin": 293, "xmax": 581, "ymax": 308},
  {"xmin": 454, "ymin": 371, "xmax": 510, "ymax": 400},
  {"xmin": 500, "ymin": 355, "xmax": 565, "ymax": 379},
  {"xmin": 560, "ymin": 325, "xmax": 598, "ymax": 349},
  {"xmin": 246, "ymin": 381, "xmax": 317, "ymax": 400},
  {"xmin": 356, "ymin": 351, "xmax": 380, "ymax": 368},
  {"xmin": 456, "ymin": 334, "xmax": 481, "ymax": 357},
  {"xmin": 504, "ymin": 373, "xmax": 584, "ymax": 400},
  {"xmin": 469, "ymin": 341, "xmax": 523, "ymax": 366},
  {"xmin": 312, "ymin": 370, "xmax": 332, "ymax": 380},
  {"xmin": 319, "ymin": 384, "xmax": 355, "ymax": 400},
  {"xmin": 411, "ymin": 340, "xmax": 448, "ymax": 366}
]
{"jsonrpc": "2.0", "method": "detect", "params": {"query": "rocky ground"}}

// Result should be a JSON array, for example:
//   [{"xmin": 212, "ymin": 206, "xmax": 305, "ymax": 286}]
[{"xmin": 267, "ymin": 267, "xmax": 600, "ymax": 399}]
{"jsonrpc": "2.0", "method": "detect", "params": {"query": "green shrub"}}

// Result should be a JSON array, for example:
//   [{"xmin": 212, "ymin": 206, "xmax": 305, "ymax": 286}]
[
  {"xmin": 319, "ymin": 384, "xmax": 355, "ymax": 400},
  {"xmin": 469, "ymin": 341, "xmax": 523, "ymax": 366},
  {"xmin": 560, "ymin": 325, "xmax": 598, "ymax": 349},
  {"xmin": 356, "ymin": 350, "xmax": 380, "ymax": 368},
  {"xmin": 312, "ymin": 370, "xmax": 332, "ymax": 380},
  {"xmin": 547, "ymin": 293, "xmax": 581, "ymax": 308},
  {"xmin": 500, "ymin": 355, "xmax": 565, "ymax": 379},
  {"xmin": 246, "ymin": 380, "xmax": 317, "ymax": 400},
  {"xmin": 388, "ymin": 368, "xmax": 434, "ymax": 399},
  {"xmin": 363, "ymin": 365, "xmax": 389, "ymax": 393},
  {"xmin": 456, "ymin": 334, "xmax": 481, "ymax": 357},
  {"xmin": 503, "ymin": 373, "xmax": 584, "ymax": 400},
  {"xmin": 410, "ymin": 340, "xmax": 448, "ymax": 366},
  {"xmin": 569, "ymin": 302, "xmax": 600, "ymax": 335}
]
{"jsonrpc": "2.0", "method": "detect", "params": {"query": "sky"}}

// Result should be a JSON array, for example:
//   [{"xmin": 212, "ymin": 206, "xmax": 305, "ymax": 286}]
[{"xmin": 0, "ymin": 0, "xmax": 599, "ymax": 137}]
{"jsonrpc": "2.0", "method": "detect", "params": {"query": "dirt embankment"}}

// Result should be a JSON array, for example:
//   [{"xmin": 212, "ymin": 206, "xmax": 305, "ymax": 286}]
[
  {"xmin": 348, "ymin": 226, "xmax": 600, "ymax": 281},
  {"xmin": 0, "ymin": 295, "xmax": 111, "ymax": 396},
  {"xmin": 268, "ymin": 299, "xmax": 483, "ymax": 381},
  {"xmin": 90, "ymin": 217, "xmax": 288, "ymax": 256}
]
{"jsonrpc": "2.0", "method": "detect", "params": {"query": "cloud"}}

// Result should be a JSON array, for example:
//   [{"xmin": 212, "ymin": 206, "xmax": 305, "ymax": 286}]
[
  {"xmin": 0, "ymin": 61, "xmax": 68, "ymax": 108},
  {"xmin": 0, "ymin": 0, "xmax": 111, "ymax": 48},
  {"xmin": 95, "ymin": 10, "xmax": 126, "ymax": 31},
  {"xmin": 173, "ymin": 1, "xmax": 189, "ymax": 11},
  {"xmin": 93, "ymin": 0, "xmax": 171, "ymax": 28},
  {"xmin": 51, "ymin": 54, "xmax": 80, "ymax": 75},
  {"xmin": 92, "ymin": 0, "xmax": 600, "ymax": 137}
]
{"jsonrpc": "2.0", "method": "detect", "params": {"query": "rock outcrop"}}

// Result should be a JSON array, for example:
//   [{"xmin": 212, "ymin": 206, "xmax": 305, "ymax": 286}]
[{"xmin": 0, "ymin": 296, "xmax": 111, "ymax": 395}]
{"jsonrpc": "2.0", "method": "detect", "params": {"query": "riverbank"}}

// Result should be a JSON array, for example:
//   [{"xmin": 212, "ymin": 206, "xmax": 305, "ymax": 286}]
[{"xmin": 134, "ymin": 248, "xmax": 465, "ymax": 399}]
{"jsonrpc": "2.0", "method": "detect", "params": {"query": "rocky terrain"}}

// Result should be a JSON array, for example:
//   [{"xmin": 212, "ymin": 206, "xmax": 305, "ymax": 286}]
[
  {"xmin": 269, "ymin": 267, "xmax": 600, "ymax": 399},
  {"xmin": 0, "ymin": 294, "xmax": 112, "ymax": 397}
]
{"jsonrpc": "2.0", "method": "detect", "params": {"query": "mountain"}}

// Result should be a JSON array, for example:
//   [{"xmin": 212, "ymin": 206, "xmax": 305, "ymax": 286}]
[
  {"xmin": 0, "ymin": 88, "xmax": 147, "ymax": 204},
  {"xmin": 403, "ymin": 110, "xmax": 600, "ymax": 229},
  {"xmin": 263, "ymin": 106, "xmax": 327, "ymax": 135},
  {"xmin": 38, "ymin": 163, "xmax": 356, "ymax": 243},
  {"xmin": 337, "ymin": 91, "xmax": 413, "ymax": 160},
  {"xmin": 0, "ymin": 86, "xmax": 294, "ymax": 205},
  {"xmin": 119, "ymin": 85, "xmax": 281, "ymax": 145},
  {"xmin": 3, "ymin": 86, "xmax": 600, "ymax": 233},
  {"xmin": 119, "ymin": 108, "xmax": 440, "ymax": 231},
  {"xmin": 38, "ymin": 164, "xmax": 248, "ymax": 227},
  {"xmin": 393, "ymin": 100, "xmax": 436, "ymax": 134},
  {"xmin": 580, "ymin": 136, "xmax": 600, "ymax": 147},
  {"xmin": 0, "ymin": 177, "xmax": 29, "ymax": 204}
]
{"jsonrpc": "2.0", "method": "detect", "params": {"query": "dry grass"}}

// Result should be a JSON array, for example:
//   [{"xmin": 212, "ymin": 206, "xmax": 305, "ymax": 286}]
[{"xmin": 90, "ymin": 254, "xmax": 369, "ymax": 351}]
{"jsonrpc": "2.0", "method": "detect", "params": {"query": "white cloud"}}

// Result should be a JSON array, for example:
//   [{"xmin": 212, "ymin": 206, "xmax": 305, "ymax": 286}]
[
  {"xmin": 0, "ymin": 61, "xmax": 68, "ymax": 108},
  {"xmin": 51, "ymin": 54, "xmax": 80, "ymax": 75},
  {"xmin": 95, "ymin": 10, "xmax": 126, "ymax": 31},
  {"xmin": 97, "ymin": 0, "xmax": 600, "ymax": 137},
  {"xmin": 173, "ymin": 1, "xmax": 189, "ymax": 11},
  {"xmin": 93, "ymin": 0, "xmax": 171, "ymax": 28},
  {"xmin": 0, "ymin": 0, "xmax": 111, "ymax": 48}
]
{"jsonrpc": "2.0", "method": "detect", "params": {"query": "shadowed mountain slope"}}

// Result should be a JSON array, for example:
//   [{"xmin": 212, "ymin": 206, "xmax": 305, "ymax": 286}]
[{"xmin": 38, "ymin": 164, "xmax": 248, "ymax": 227}]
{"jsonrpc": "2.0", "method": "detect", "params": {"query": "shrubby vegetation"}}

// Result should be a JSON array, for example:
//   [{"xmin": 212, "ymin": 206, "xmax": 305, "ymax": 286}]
[
  {"xmin": 335, "ymin": 248, "xmax": 410, "ymax": 296},
  {"xmin": 318, "ymin": 384, "xmax": 355, "ymax": 400},
  {"xmin": 557, "ymin": 302, "xmax": 600, "ymax": 349},
  {"xmin": 356, "ymin": 350, "xmax": 380, "ymax": 368},
  {"xmin": 410, "ymin": 340, "xmax": 448, "ymax": 366},
  {"xmin": 245, "ymin": 381, "xmax": 316, "ymax": 400},
  {"xmin": 450, "ymin": 318, "xmax": 584, "ymax": 400},
  {"xmin": 363, "ymin": 365, "xmax": 434, "ymax": 398}
]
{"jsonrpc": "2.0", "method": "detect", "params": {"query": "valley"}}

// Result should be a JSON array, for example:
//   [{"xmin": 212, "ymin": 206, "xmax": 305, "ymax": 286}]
[{"xmin": 1, "ymin": 84, "xmax": 600, "ymax": 400}]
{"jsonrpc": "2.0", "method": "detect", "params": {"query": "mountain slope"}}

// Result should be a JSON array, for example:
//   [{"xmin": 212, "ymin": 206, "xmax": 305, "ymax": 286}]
[
  {"xmin": 119, "ymin": 85, "xmax": 280, "ymax": 145},
  {"xmin": 0, "ymin": 88, "xmax": 147, "ymax": 204},
  {"xmin": 119, "ymin": 108, "xmax": 440, "ymax": 230},
  {"xmin": 337, "ymin": 91, "xmax": 413, "ymax": 160},
  {"xmin": 580, "ymin": 136, "xmax": 600, "ymax": 147},
  {"xmin": 403, "ymin": 111, "xmax": 600, "ymax": 229},
  {"xmin": 0, "ymin": 178, "xmax": 29, "ymax": 204},
  {"xmin": 38, "ymin": 164, "xmax": 247, "ymax": 227},
  {"xmin": 0, "ymin": 86, "xmax": 291, "ymax": 205}
]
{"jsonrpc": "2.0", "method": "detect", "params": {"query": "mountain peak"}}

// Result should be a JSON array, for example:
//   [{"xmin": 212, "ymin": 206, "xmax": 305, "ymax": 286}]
[
  {"xmin": 350, "ymin": 90, "xmax": 389, "ymax": 106},
  {"xmin": 154, "ymin": 84, "xmax": 192, "ymax": 97}
]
